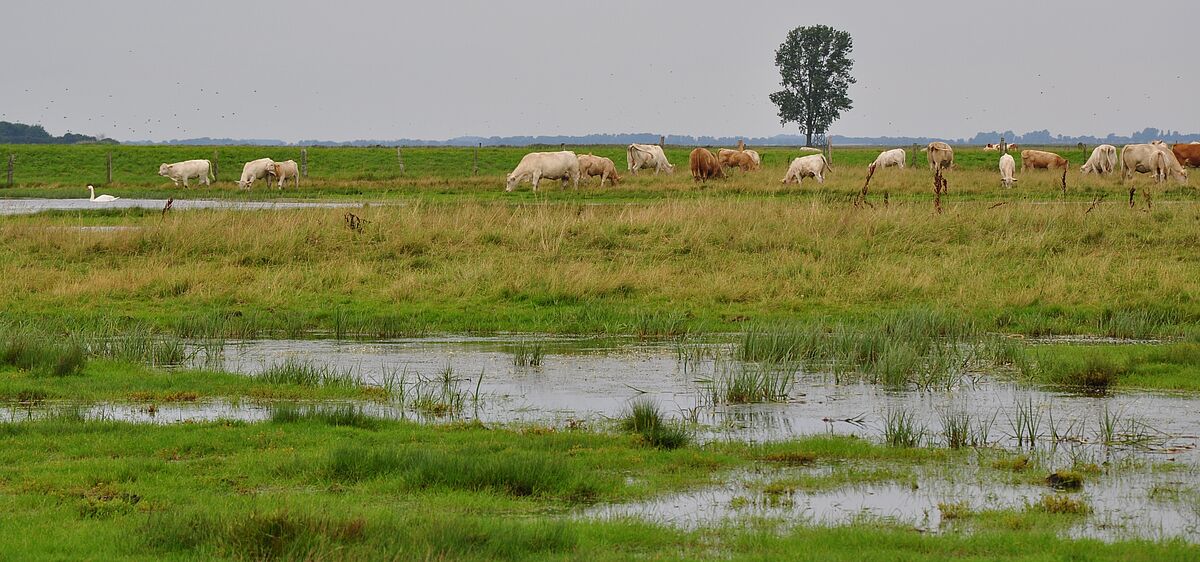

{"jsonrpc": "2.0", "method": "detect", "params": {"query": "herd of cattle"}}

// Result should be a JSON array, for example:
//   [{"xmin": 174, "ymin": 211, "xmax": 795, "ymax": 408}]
[
  {"xmin": 157, "ymin": 158, "xmax": 300, "ymax": 189},
  {"xmin": 155, "ymin": 140, "xmax": 1199, "ymax": 193},
  {"xmin": 504, "ymin": 141, "xmax": 1198, "ymax": 192}
]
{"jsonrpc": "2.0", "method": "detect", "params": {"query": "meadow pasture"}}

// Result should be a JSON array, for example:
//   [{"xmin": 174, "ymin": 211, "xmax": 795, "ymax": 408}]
[{"xmin": 2, "ymin": 143, "xmax": 1199, "ymax": 559}]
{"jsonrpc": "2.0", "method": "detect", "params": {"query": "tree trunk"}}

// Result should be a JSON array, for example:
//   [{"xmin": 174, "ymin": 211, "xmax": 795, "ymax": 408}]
[{"xmin": 805, "ymin": 131, "xmax": 813, "ymax": 147}]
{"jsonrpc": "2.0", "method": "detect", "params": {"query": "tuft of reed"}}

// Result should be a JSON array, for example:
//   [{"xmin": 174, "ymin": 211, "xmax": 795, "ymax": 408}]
[
  {"xmin": 511, "ymin": 341, "xmax": 545, "ymax": 367},
  {"xmin": 882, "ymin": 408, "xmax": 926, "ymax": 448},
  {"xmin": 618, "ymin": 397, "xmax": 690, "ymax": 450},
  {"xmin": 705, "ymin": 362, "xmax": 796, "ymax": 404},
  {"xmin": 270, "ymin": 404, "xmax": 380, "ymax": 429},
  {"xmin": 1008, "ymin": 397, "xmax": 1042, "ymax": 447},
  {"xmin": 0, "ymin": 329, "xmax": 87, "ymax": 377},
  {"xmin": 1032, "ymin": 494, "xmax": 1092, "ymax": 515},
  {"xmin": 939, "ymin": 411, "xmax": 972, "ymax": 449},
  {"xmin": 1046, "ymin": 469, "xmax": 1085, "ymax": 491},
  {"xmin": 258, "ymin": 359, "xmax": 358, "ymax": 389},
  {"xmin": 410, "ymin": 366, "xmax": 467, "ymax": 417}
]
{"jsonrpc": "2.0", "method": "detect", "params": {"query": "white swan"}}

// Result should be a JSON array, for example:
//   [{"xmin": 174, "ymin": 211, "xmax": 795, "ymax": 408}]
[{"xmin": 87, "ymin": 185, "xmax": 119, "ymax": 202}]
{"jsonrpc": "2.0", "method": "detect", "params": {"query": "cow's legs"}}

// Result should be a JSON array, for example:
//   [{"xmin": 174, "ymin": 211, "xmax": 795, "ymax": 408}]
[
  {"xmin": 183, "ymin": 177, "xmax": 189, "ymax": 189},
  {"xmin": 531, "ymin": 172, "xmax": 541, "ymax": 192}
]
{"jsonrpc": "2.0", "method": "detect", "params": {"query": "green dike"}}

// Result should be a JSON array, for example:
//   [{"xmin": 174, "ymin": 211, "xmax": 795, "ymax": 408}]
[{"xmin": 0, "ymin": 419, "xmax": 1195, "ymax": 560}]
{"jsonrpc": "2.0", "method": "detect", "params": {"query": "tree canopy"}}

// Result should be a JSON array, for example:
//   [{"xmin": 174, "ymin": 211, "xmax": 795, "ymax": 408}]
[{"xmin": 769, "ymin": 25, "xmax": 856, "ymax": 147}]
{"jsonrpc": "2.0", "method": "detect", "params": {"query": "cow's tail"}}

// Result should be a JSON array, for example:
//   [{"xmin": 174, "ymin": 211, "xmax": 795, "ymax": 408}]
[
  {"xmin": 207, "ymin": 160, "xmax": 215, "ymax": 181},
  {"xmin": 823, "ymin": 154, "xmax": 833, "ymax": 173}
]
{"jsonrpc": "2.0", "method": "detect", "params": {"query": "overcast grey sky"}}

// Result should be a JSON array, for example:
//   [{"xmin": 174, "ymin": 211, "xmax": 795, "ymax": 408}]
[{"xmin": 4, "ymin": 1, "xmax": 1193, "ymax": 142}]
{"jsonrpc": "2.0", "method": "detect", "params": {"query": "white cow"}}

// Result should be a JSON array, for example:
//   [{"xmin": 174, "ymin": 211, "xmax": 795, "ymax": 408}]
[
  {"xmin": 871, "ymin": 148, "xmax": 906, "ymax": 169},
  {"xmin": 626, "ymin": 144, "xmax": 674, "ymax": 174},
  {"xmin": 780, "ymin": 154, "xmax": 831, "ymax": 184},
  {"xmin": 925, "ymin": 142, "xmax": 954, "ymax": 172},
  {"xmin": 999, "ymin": 154, "xmax": 1017, "ymax": 188},
  {"xmin": 1080, "ymin": 144, "xmax": 1117, "ymax": 175},
  {"xmin": 1121, "ymin": 143, "xmax": 1187, "ymax": 184},
  {"xmin": 796, "ymin": 147, "xmax": 823, "ymax": 153},
  {"xmin": 237, "ymin": 158, "xmax": 276, "ymax": 189},
  {"xmin": 506, "ymin": 151, "xmax": 580, "ymax": 192},
  {"xmin": 267, "ymin": 159, "xmax": 300, "ymax": 189},
  {"xmin": 744, "ymin": 149, "xmax": 761, "ymax": 168},
  {"xmin": 158, "ymin": 159, "xmax": 214, "ymax": 188}
]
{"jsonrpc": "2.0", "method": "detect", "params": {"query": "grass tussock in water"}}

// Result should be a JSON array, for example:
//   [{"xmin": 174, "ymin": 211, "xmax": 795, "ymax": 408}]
[
  {"xmin": 511, "ymin": 341, "xmax": 545, "ymax": 367},
  {"xmin": 325, "ymin": 446, "xmax": 606, "ymax": 500},
  {"xmin": 258, "ymin": 359, "xmax": 358, "ymax": 389},
  {"xmin": 270, "ymin": 404, "xmax": 381, "ymax": 429},
  {"xmin": 618, "ymin": 398, "xmax": 691, "ymax": 450}
]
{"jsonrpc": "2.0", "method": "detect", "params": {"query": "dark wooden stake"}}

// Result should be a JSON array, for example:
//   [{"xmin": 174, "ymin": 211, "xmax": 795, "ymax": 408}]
[
  {"xmin": 301, "ymin": 148, "xmax": 308, "ymax": 178},
  {"xmin": 855, "ymin": 163, "xmax": 876, "ymax": 208},
  {"xmin": 106, "ymin": 152, "xmax": 112, "ymax": 184},
  {"xmin": 6, "ymin": 154, "xmax": 12, "ymax": 187}
]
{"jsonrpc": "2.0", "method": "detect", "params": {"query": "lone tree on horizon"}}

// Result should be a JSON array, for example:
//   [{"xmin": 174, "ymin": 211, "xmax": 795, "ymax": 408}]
[{"xmin": 769, "ymin": 25, "xmax": 856, "ymax": 147}]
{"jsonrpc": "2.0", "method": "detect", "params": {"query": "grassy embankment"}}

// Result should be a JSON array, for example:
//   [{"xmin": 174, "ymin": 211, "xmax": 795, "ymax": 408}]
[
  {"xmin": 1, "ymin": 144, "xmax": 1195, "ymax": 204},
  {"xmin": 1, "ymin": 412, "xmax": 1195, "ymax": 560}
]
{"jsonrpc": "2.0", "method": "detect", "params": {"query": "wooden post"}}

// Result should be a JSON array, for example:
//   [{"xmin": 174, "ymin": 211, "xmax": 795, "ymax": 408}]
[
  {"xmin": 6, "ymin": 154, "xmax": 12, "ymax": 188},
  {"xmin": 106, "ymin": 152, "xmax": 112, "ymax": 185},
  {"xmin": 737, "ymin": 139, "xmax": 745, "ymax": 151},
  {"xmin": 301, "ymin": 148, "xmax": 308, "ymax": 178},
  {"xmin": 825, "ymin": 137, "xmax": 832, "ymax": 163},
  {"xmin": 1000, "ymin": 137, "xmax": 1007, "ymax": 155},
  {"xmin": 396, "ymin": 147, "xmax": 404, "ymax": 175},
  {"xmin": 473, "ymin": 143, "xmax": 479, "ymax": 176},
  {"xmin": 212, "ymin": 150, "xmax": 219, "ymax": 180},
  {"xmin": 559, "ymin": 143, "xmax": 564, "ymax": 152},
  {"xmin": 659, "ymin": 135, "xmax": 665, "ymax": 147}
]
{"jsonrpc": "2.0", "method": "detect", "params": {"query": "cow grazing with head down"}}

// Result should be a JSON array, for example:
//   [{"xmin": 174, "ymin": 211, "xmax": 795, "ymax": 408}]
[
  {"xmin": 999, "ymin": 154, "xmax": 1017, "ymax": 188},
  {"xmin": 925, "ymin": 142, "xmax": 954, "ymax": 172},
  {"xmin": 237, "ymin": 158, "xmax": 275, "ymax": 189},
  {"xmin": 1121, "ymin": 143, "xmax": 1188, "ymax": 184},
  {"xmin": 576, "ymin": 154, "xmax": 620, "ymax": 187},
  {"xmin": 1171, "ymin": 144, "xmax": 1200, "ymax": 168},
  {"xmin": 506, "ymin": 151, "xmax": 580, "ymax": 192},
  {"xmin": 871, "ymin": 148, "xmax": 906, "ymax": 169},
  {"xmin": 1080, "ymin": 145, "xmax": 1117, "ymax": 175},
  {"xmin": 267, "ymin": 160, "xmax": 299, "ymax": 189},
  {"xmin": 158, "ymin": 159, "xmax": 214, "ymax": 188},
  {"xmin": 689, "ymin": 148, "xmax": 724, "ymax": 181},
  {"xmin": 1020, "ymin": 150, "xmax": 1069, "ymax": 172},
  {"xmin": 781, "ymin": 154, "xmax": 831, "ymax": 185},
  {"xmin": 717, "ymin": 149, "xmax": 758, "ymax": 172},
  {"xmin": 626, "ymin": 144, "xmax": 674, "ymax": 175}
]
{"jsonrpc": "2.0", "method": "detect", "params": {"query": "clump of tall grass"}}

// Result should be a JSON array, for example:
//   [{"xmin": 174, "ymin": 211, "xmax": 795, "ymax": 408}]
[
  {"xmin": 0, "ymin": 330, "xmax": 87, "ymax": 377},
  {"xmin": 882, "ymin": 408, "xmax": 926, "ymax": 448},
  {"xmin": 1095, "ymin": 308, "xmax": 1177, "ymax": 339},
  {"xmin": 939, "ymin": 411, "xmax": 972, "ymax": 449},
  {"xmin": 270, "ymin": 404, "xmax": 380, "ymax": 429},
  {"xmin": 1046, "ymin": 470, "xmax": 1085, "ymax": 491},
  {"xmin": 87, "ymin": 326, "xmax": 186, "ymax": 365},
  {"xmin": 326, "ymin": 446, "xmax": 605, "ymax": 500},
  {"xmin": 1032, "ymin": 494, "xmax": 1091, "ymax": 515},
  {"xmin": 704, "ymin": 362, "xmax": 796, "ymax": 404},
  {"xmin": 1007, "ymin": 397, "xmax": 1043, "ymax": 447},
  {"xmin": 618, "ymin": 398, "xmax": 691, "ymax": 450},
  {"xmin": 511, "ymin": 341, "xmax": 545, "ymax": 367},
  {"xmin": 1040, "ymin": 355, "xmax": 1123, "ymax": 395},
  {"xmin": 258, "ymin": 359, "xmax": 358, "ymax": 389},
  {"xmin": 410, "ymin": 366, "xmax": 468, "ymax": 417},
  {"xmin": 736, "ymin": 323, "xmax": 825, "ymax": 363},
  {"xmin": 629, "ymin": 310, "xmax": 690, "ymax": 339}
]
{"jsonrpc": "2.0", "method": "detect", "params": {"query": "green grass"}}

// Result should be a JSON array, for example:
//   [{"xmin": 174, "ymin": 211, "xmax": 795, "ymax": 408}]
[{"xmin": 1020, "ymin": 344, "xmax": 1200, "ymax": 392}]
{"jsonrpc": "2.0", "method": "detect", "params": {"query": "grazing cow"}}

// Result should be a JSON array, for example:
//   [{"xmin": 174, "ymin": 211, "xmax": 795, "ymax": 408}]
[
  {"xmin": 999, "ymin": 154, "xmax": 1017, "ymax": 188},
  {"xmin": 267, "ymin": 159, "xmax": 300, "ymax": 189},
  {"xmin": 506, "ymin": 151, "xmax": 580, "ymax": 192},
  {"xmin": 717, "ymin": 149, "xmax": 758, "ymax": 172},
  {"xmin": 871, "ymin": 148, "xmax": 906, "ymax": 169},
  {"xmin": 1120, "ymin": 144, "xmax": 1188, "ymax": 184},
  {"xmin": 689, "ymin": 148, "xmax": 725, "ymax": 181},
  {"xmin": 1171, "ymin": 143, "xmax": 1200, "ymax": 168},
  {"xmin": 1020, "ymin": 149, "xmax": 1069, "ymax": 171},
  {"xmin": 744, "ymin": 149, "xmax": 761, "ymax": 168},
  {"xmin": 796, "ymin": 146, "xmax": 823, "ymax": 153},
  {"xmin": 626, "ymin": 144, "xmax": 675, "ymax": 175},
  {"xmin": 781, "ymin": 154, "xmax": 832, "ymax": 185},
  {"xmin": 925, "ymin": 142, "xmax": 954, "ymax": 172},
  {"xmin": 576, "ymin": 154, "xmax": 620, "ymax": 187},
  {"xmin": 1008, "ymin": 143, "xmax": 1020, "ymax": 151},
  {"xmin": 237, "ymin": 158, "xmax": 276, "ymax": 189},
  {"xmin": 983, "ymin": 144, "xmax": 999, "ymax": 151},
  {"xmin": 1080, "ymin": 145, "xmax": 1117, "ymax": 175},
  {"xmin": 158, "ymin": 159, "xmax": 214, "ymax": 188}
]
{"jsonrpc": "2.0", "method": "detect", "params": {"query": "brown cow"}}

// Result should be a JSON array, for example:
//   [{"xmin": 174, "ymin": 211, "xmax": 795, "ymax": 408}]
[
  {"xmin": 717, "ymin": 149, "xmax": 758, "ymax": 172},
  {"xmin": 689, "ymin": 148, "xmax": 724, "ymax": 182},
  {"xmin": 1020, "ymin": 149, "xmax": 1068, "ymax": 171},
  {"xmin": 267, "ymin": 159, "xmax": 300, "ymax": 189},
  {"xmin": 1171, "ymin": 144, "xmax": 1200, "ymax": 168},
  {"xmin": 576, "ymin": 154, "xmax": 620, "ymax": 187}
]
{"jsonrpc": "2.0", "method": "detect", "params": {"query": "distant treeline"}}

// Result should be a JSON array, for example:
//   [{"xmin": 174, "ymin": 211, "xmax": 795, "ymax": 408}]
[
  {"xmin": 122, "ymin": 127, "xmax": 1200, "ymax": 148},
  {"xmin": 0, "ymin": 121, "xmax": 116, "ymax": 145}
]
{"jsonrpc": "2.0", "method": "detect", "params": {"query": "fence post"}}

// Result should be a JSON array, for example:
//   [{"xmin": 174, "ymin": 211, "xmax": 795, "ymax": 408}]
[
  {"xmin": 301, "ymin": 148, "xmax": 308, "ymax": 178},
  {"xmin": 1000, "ymin": 137, "xmax": 1007, "ymax": 155},
  {"xmin": 212, "ymin": 150, "xmax": 219, "ymax": 180},
  {"xmin": 473, "ymin": 143, "xmax": 479, "ymax": 176},
  {"xmin": 825, "ymin": 137, "xmax": 832, "ymax": 163},
  {"xmin": 106, "ymin": 152, "xmax": 112, "ymax": 185},
  {"xmin": 6, "ymin": 154, "xmax": 12, "ymax": 187},
  {"xmin": 659, "ymin": 135, "xmax": 665, "ymax": 147},
  {"xmin": 396, "ymin": 147, "xmax": 404, "ymax": 175}
]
